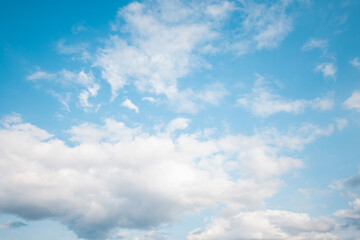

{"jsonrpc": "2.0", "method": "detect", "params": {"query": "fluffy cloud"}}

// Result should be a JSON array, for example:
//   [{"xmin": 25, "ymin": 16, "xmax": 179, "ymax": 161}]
[
  {"xmin": 187, "ymin": 210, "xmax": 337, "ymax": 240},
  {"xmin": 96, "ymin": 1, "xmax": 216, "ymax": 101},
  {"xmin": 335, "ymin": 198, "xmax": 360, "ymax": 229},
  {"xmin": 94, "ymin": 0, "xmax": 295, "ymax": 112},
  {"xmin": 344, "ymin": 91, "xmax": 360, "ymax": 112},
  {"xmin": 165, "ymin": 117, "xmax": 190, "ymax": 134},
  {"xmin": 141, "ymin": 97, "xmax": 156, "ymax": 103},
  {"xmin": 316, "ymin": 62, "xmax": 337, "ymax": 78},
  {"xmin": 329, "ymin": 171, "xmax": 360, "ymax": 238},
  {"xmin": 0, "ymin": 114, "xmax": 336, "ymax": 239},
  {"xmin": 237, "ymin": 75, "xmax": 334, "ymax": 117},
  {"xmin": 121, "ymin": 98, "xmax": 139, "ymax": 113}
]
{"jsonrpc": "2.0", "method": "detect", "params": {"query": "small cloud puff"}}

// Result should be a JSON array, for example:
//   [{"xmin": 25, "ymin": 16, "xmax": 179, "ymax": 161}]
[
  {"xmin": 315, "ymin": 62, "xmax": 337, "ymax": 78},
  {"xmin": 351, "ymin": 57, "xmax": 360, "ymax": 69},
  {"xmin": 121, "ymin": 98, "xmax": 139, "ymax": 113}
]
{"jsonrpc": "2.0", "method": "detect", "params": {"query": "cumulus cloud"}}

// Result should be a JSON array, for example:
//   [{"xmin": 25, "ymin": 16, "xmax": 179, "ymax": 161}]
[
  {"xmin": 344, "ymin": 91, "xmax": 360, "ymax": 112},
  {"xmin": 316, "ymin": 62, "xmax": 337, "ymax": 78},
  {"xmin": 94, "ymin": 0, "xmax": 294, "ymax": 111},
  {"xmin": 330, "ymin": 172, "xmax": 360, "ymax": 236},
  {"xmin": 187, "ymin": 210, "xmax": 337, "ymax": 240},
  {"xmin": 236, "ymin": 75, "xmax": 334, "ymax": 117},
  {"xmin": 96, "ymin": 1, "xmax": 216, "ymax": 101},
  {"xmin": 121, "ymin": 98, "xmax": 139, "ymax": 113},
  {"xmin": 0, "ymin": 114, "xmax": 337, "ymax": 239}
]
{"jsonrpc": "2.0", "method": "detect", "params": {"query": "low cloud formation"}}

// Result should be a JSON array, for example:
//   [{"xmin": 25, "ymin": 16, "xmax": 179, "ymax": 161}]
[
  {"xmin": 187, "ymin": 210, "xmax": 337, "ymax": 240},
  {"xmin": 0, "ymin": 114, "xmax": 338, "ymax": 239}
]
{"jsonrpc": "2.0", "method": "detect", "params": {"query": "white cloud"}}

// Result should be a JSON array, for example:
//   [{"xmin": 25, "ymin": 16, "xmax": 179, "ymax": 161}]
[
  {"xmin": 344, "ymin": 91, "xmax": 360, "ymax": 112},
  {"xmin": 27, "ymin": 71, "xmax": 56, "ymax": 81},
  {"xmin": 142, "ymin": 97, "xmax": 156, "ymax": 103},
  {"xmin": 27, "ymin": 69, "xmax": 95, "ymax": 86},
  {"xmin": 0, "ymin": 115, "xmax": 334, "ymax": 239},
  {"xmin": 187, "ymin": 210, "xmax": 337, "ymax": 240},
  {"xmin": 169, "ymin": 83, "xmax": 228, "ymax": 113},
  {"xmin": 316, "ymin": 63, "xmax": 337, "ymax": 78},
  {"xmin": 96, "ymin": 1, "xmax": 216, "ymax": 101},
  {"xmin": 302, "ymin": 38, "xmax": 329, "ymax": 52},
  {"xmin": 96, "ymin": 0, "xmax": 293, "ymax": 111},
  {"xmin": 237, "ymin": 75, "xmax": 334, "ymax": 117},
  {"xmin": 121, "ymin": 98, "xmax": 139, "ymax": 113},
  {"xmin": 165, "ymin": 117, "xmax": 190, "ymax": 134},
  {"xmin": 205, "ymin": 1, "xmax": 235, "ymax": 20},
  {"xmin": 232, "ymin": 1, "xmax": 294, "ymax": 54},
  {"xmin": 335, "ymin": 118, "xmax": 348, "ymax": 131},
  {"xmin": 68, "ymin": 118, "xmax": 141, "ymax": 144},
  {"xmin": 351, "ymin": 57, "xmax": 360, "ymax": 69},
  {"xmin": 335, "ymin": 198, "xmax": 360, "ymax": 228},
  {"xmin": 27, "ymin": 69, "xmax": 100, "ymax": 112},
  {"xmin": 79, "ymin": 84, "xmax": 101, "ymax": 111}
]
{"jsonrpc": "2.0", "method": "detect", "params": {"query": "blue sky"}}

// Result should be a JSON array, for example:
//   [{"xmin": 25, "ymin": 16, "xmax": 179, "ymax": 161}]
[{"xmin": 1, "ymin": 0, "xmax": 360, "ymax": 239}]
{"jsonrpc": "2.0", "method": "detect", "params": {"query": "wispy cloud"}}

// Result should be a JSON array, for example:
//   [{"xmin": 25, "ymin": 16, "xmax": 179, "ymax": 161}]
[
  {"xmin": 27, "ymin": 71, "xmax": 56, "ymax": 81},
  {"xmin": 302, "ymin": 38, "xmax": 329, "ymax": 52},
  {"xmin": 237, "ymin": 75, "xmax": 334, "ymax": 117},
  {"xmin": 232, "ymin": 1, "xmax": 294, "ymax": 54},
  {"xmin": 49, "ymin": 90, "xmax": 71, "ymax": 112},
  {"xmin": 27, "ymin": 69, "xmax": 95, "ymax": 86},
  {"xmin": 0, "ymin": 221, "xmax": 27, "ymax": 229},
  {"xmin": 56, "ymin": 39, "xmax": 90, "ymax": 61}
]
